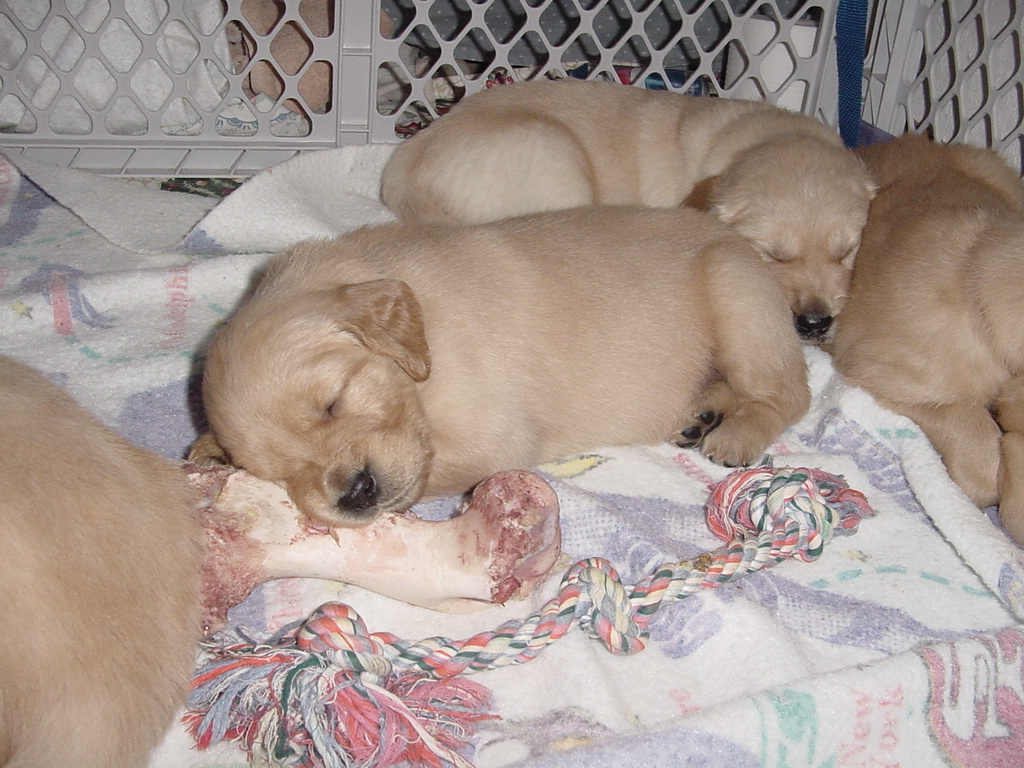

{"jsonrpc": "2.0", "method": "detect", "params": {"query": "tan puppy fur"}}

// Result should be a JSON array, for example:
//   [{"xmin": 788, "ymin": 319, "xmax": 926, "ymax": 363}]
[
  {"xmin": 381, "ymin": 79, "xmax": 877, "ymax": 342},
  {"xmin": 195, "ymin": 207, "xmax": 811, "ymax": 527},
  {"xmin": 0, "ymin": 355, "xmax": 202, "ymax": 768},
  {"xmin": 830, "ymin": 134, "xmax": 1024, "ymax": 544}
]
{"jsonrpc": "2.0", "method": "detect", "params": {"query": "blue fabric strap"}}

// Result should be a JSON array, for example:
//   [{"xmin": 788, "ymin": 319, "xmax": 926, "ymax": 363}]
[{"xmin": 835, "ymin": 0, "xmax": 869, "ymax": 147}]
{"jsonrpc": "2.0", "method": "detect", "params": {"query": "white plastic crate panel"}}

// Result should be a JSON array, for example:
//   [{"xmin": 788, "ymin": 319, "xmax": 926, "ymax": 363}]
[
  {"xmin": 0, "ymin": 0, "xmax": 378, "ymax": 175},
  {"xmin": 374, "ymin": 0, "xmax": 841, "ymax": 139},
  {"xmin": 0, "ymin": 0, "xmax": 841, "ymax": 176},
  {"xmin": 863, "ymin": 0, "xmax": 1024, "ymax": 174}
]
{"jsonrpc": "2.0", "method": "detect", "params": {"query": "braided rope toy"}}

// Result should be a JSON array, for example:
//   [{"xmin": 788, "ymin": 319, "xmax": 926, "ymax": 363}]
[{"xmin": 186, "ymin": 465, "xmax": 874, "ymax": 768}]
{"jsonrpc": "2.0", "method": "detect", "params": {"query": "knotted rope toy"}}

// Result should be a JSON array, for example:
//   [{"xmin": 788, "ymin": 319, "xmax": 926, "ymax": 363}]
[{"xmin": 186, "ymin": 465, "xmax": 874, "ymax": 768}]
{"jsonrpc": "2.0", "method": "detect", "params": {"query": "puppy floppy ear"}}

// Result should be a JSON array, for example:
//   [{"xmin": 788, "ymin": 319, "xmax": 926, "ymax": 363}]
[
  {"xmin": 682, "ymin": 175, "xmax": 720, "ymax": 213},
  {"xmin": 333, "ymin": 279, "xmax": 431, "ymax": 382}
]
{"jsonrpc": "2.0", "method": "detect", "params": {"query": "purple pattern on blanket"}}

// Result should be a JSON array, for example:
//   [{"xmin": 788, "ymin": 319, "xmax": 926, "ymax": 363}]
[
  {"xmin": 800, "ymin": 408, "xmax": 925, "ymax": 516},
  {"xmin": 649, "ymin": 592, "xmax": 722, "ymax": 659},
  {"xmin": 998, "ymin": 564, "xmax": 1024, "ymax": 619},
  {"xmin": 485, "ymin": 721, "xmax": 758, "ymax": 768},
  {"xmin": 180, "ymin": 226, "xmax": 224, "ymax": 254},
  {"xmin": 730, "ymin": 572, "xmax": 958, "ymax": 652},
  {"xmin": 0, "ymin": 165, "xmax": 53, "ymax": 248},
  {"xmin": 118, "ymin": 375, "xmax": 204, "ymax": 460},
  {"xmin": 555, "ymin": 489, "xmax": 704, "ymax": 570}
]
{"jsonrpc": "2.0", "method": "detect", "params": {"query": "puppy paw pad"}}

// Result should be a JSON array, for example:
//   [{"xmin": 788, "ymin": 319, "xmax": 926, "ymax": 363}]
[{"xmin": 676, "ymin": 410, "xmax": 723, "ymax": 447}]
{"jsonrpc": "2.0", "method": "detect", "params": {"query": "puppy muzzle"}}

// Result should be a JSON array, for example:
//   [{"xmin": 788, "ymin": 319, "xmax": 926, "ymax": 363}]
[
  {"xmin": 794, "ymin": 312, "xmax": 833, "ymax": 343},
  {"xmin": 337, "ymin": 467, "xmax": 379, "ymax": 516}
]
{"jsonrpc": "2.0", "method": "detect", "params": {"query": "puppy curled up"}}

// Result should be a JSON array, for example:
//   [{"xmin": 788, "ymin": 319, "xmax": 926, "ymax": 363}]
[
  {"xmin": 194, "ymin": 206, "xmax": 811, "ymax": 527},
  {"xmin": 0, "ymin": 355, "xmax": 202, "ymax": 768},
  {"xmin": 381, "ymin": 79, "xmax": 877, "ymax": 343},
  {"xmin": 829, "ymin": 134, "xmax": 1024, "ymax": 544}
]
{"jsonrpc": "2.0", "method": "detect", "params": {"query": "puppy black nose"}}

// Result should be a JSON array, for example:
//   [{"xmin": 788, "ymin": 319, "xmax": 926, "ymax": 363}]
[
  {"xmin": 794, "ymin": 313, "xmax": 833, "ymax": 341},
  {"xmin": 338, "ymin": 468, "xmax": 378, "ymax": 514}
]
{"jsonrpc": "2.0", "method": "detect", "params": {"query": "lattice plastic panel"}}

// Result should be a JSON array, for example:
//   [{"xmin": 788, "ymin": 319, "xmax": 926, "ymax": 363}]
[
  {"xmin": 10, "ymin": 0, "xmax": 1022, "ymax": 178},
  {"xmin": 374, "ymin": 0, "xmax": 841, "ymax": 138},
  {"xmin": 863, "ymin": 0, "xmax": 1024, "ymax": 174},
  {"xmin": 0, "ymin": 0, "xmax": 377, "ymax": 175},
  {"xmin": 0, "ymin": 0, "xmax": 843, "ymax": 175},
  {"xmin": 0, "ymin": 0, "xmax": 842, "ymax": 176},
  {"xmin": 0, "ymin": 0, "xmax": 839, "ymax": 175}
]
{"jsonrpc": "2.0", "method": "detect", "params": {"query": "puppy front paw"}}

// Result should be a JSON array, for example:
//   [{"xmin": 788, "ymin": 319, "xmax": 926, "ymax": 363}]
[
  {"xmin": 675, "ymin": 410, "xmax": 723, "ymax": 448},
  {"xmin": 678, "ymin": 379, "xmax": 778, "ymax": 466},
  {"xmin": 693, "ymin": 423, "xmax": 764, "ymax": 468},
  {"xmin": 187, "ymin": 432, "xmax": 232, "ymax": 466}
]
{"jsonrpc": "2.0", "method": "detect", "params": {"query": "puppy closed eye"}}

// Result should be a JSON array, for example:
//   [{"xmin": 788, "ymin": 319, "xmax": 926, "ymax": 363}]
[
  {"xmin": 317, "ymin": 370, "xmax": 360, "ymax": 422},
  {"xmin": 316, "ymin": 385, "xmax": 349, "ymax": 420},
  {"xmin": 761, "ymin": 249, "xmax": 794, "ymax": 263},
  {"xmin": 325, "ymin": 398, "xmax": 342, "ymax": 419},
  {"xmin": 320, "ymin": 383, "xmax": 388, "ymax": 424},
  {"xmin": 319, "ymin": 396, "xmax": 376, "ymax": 429}
]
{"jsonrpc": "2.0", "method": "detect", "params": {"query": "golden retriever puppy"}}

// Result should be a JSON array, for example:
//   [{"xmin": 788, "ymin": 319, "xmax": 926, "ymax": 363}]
[
  {"xmin": 829, "ymin": 134, "xmax": 1024, "ymax": 544},
  {"xmin": 0, "ymin": 355, "xmax": 202, "ymax": 767},
  {"xmin": 193, "ymin": 206, "xmax": 811, "ymax": 527},
  {"xmin": 380, "ymin": 79, "xmax": 877, "ymax": 342}
]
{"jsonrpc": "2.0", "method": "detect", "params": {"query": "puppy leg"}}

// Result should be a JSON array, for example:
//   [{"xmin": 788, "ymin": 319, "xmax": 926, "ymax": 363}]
[
  {"xmin": 678, "ymin": 242, "xmax": 811, "ymax": 466},
  {"xmin": 884, "ymin": 399, "xmax": 1001, "ymax": 509},
  {"xmin": 995, "ymin": 376, "xmax": 1024, "ymax": 544},
  {"xmin": 998, "ymin": 433, "xmax": 1024, "ymax": 545}
]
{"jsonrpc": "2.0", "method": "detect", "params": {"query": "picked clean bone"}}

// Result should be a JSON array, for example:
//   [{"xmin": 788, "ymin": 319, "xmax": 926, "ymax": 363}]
[{"xmin": 186, "ymin": 465, "xmax": 562, "ymax": 634}]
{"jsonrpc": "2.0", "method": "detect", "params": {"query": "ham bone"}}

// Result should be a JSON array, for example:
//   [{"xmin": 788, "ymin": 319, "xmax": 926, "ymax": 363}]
[{"xmin": 187, "ymin": 464, "xmax": 562, "ymax": 635}]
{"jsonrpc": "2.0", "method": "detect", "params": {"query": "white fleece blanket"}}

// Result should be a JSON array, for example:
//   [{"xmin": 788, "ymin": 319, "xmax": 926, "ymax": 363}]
[{"xmin": 2, "ymin": 145, "xmax": 1024, "ymax": 768}]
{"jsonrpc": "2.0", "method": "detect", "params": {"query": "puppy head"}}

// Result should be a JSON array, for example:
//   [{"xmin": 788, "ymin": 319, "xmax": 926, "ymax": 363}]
[
  {"xmin": 201, "ymin": 278, "xmax": 435, "ymax": 526},
  {"xmin": 697, "ymin": 136, "xmax": 877, "ymax": 343}
]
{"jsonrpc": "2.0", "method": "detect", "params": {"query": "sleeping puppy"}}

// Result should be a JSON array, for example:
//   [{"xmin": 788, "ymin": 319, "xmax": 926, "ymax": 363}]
[
  {"xmin": 829, "ymin": 134, "xmax": 1024, "ymax": 544},
  {"xmin": 380, "ymin": 79, "xmax": 877, "ymax": 343},
  {"xmin": 192, "ymin": 206, "xmax": 811, "ymax": 528},
  {"xmin": 0, "ymin": 355, "xmax": 202, "ymax": 767}
]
